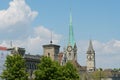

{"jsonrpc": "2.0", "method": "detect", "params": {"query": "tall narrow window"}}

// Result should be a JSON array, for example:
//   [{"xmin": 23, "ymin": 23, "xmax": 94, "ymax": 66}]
[{"xmin": 48, "ymin": 53, "xmax": 50, "ymax": 57}]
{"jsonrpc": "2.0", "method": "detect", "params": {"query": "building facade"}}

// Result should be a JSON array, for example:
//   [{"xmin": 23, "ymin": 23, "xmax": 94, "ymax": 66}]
[
  {"xmin": 43, "ymin": 43, "xmax": 60, "ymax": 61},
  {"xmin": 24, "ymin": 54, "xmax": 41, "ymax": 79}
]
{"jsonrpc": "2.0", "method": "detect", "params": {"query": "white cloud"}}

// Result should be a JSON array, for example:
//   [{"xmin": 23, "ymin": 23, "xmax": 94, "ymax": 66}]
[
  {"xmin": 93, "ymin": 40, "xmax": 120, "ymax": 54},
  {"xmin": 0, "ymin": 0, "xmax": 62, "ymax": 55},
  {"xmin": 0, "ymin": 26, "xmax": 62, "ymax": 54},
  {"xmin": 34, "ymin": 26, "xmax": 62, "ymax": 43},
  {"xmin": 77, "ymin": 40, "xmax": 120, "ymax": 69},
  {"xmin": 0, "ymin": 0, "xmax": 38, "ymax": 28},
  {"xmin": 0, "ymin": 0, "xmax": 62, "ymax": 73},
  {"xmin": 0, "ymin": 0, "xmax": 62, "ymax": 53},
  {"xmin": 25, "ymin": 26, "xmax": 62, "ymax": 54},
  {"xmin": 0, "ymin": 0, "xmax": 38, "ymax": 39}
]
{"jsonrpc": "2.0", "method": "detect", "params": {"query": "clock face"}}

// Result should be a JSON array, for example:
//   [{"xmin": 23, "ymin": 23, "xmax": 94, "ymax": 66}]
[
  {"xmin": 67, "ymin": 46, "xmax": 72, "ymax": 52},
  {"xmin": 87, "ymin": 55, "xmax": 93, "ymax": 60}
]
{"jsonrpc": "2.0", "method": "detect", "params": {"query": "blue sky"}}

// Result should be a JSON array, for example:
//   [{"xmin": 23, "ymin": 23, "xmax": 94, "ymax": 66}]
[
  {"xmin": 0, "ymin": 0, "xmax": 120, "ymax": 41},
  {"xmin": 0, "ymin": 0, "xmax": 120, "ymax": 69},
  {"xmin": 25, "ymin": 0, "xmax": 120, "ymax": 41}
]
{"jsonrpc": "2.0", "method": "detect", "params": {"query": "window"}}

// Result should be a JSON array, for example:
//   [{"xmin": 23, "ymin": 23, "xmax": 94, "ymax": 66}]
[{"xmin": 48, "ymin": 53, "xmax": 50, "ymax": 57}]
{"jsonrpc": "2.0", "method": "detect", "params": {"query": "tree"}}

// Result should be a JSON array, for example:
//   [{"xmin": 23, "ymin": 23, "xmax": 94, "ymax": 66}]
[
  {"xmin": 0, "ymin": 54, "xmax": 28, "ymax": 80},
  {"xmin": 90, "ymin": 68, "xmax": 106, "ymax": 80},
  {"xmin": 34, "ymin": 57, "xmax": 80, "ymax": 80},
  {"xmin": 62, "ymin": 61, "xmax": 80, "ymax": 80},
  {"xmin": 34, "ymin": 56, "xmax": 62, "ymax": 80},
  {"xmin": 82, "ymin": 73, "xmax": 88, "ymax": 80}
]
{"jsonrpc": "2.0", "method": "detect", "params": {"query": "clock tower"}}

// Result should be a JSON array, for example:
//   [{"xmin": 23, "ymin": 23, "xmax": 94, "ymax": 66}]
[
  {"xmin": 86, "ymin": 40, "xmax": 96, "ymax": 72},
  {"xmin": 66, "ymin": 12, "xmax": 77, "ymax": 61}
]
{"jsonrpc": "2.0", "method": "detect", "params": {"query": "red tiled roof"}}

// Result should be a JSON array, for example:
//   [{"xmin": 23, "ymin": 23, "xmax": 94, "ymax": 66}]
[{"xmin": 0, "ymin": 46, "xmax": 7, "ymax": 51}]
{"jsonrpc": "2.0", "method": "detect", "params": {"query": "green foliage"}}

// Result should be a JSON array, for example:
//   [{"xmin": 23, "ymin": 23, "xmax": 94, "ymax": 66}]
[
  {"xmin": 34, "ymin": 57, "xmax": 80, "ymax": 80},
  {"xmin": 0, "ymin": 54, "xmax": 28, "ymax": 80},
  {"xmin": 113, "ymin": 68, "xmax": 120, "ymax": 72},
  {"xmin": 90, "ymin": 70, "xmax": 106, "ymax": 80},
  {"xmin": 62, "ymin": 62, "xmax": 80, "ymax": 80},
  {"xmin": 82, "ymin": 73, "xmax": 88, "ymax": 80},
  {"xmin": 34, "ymin": 56, "xmax": 61, "ymax": 80}
]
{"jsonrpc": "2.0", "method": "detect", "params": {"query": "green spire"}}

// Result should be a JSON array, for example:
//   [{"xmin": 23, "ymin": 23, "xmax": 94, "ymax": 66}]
[{"xmin": 69, "ymin": 11, "xmax": 75, "ymax": 47}]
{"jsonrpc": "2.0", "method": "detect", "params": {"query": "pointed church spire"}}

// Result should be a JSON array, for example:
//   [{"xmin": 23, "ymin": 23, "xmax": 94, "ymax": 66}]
[
  {"xmin": 86, "ymin": 40, "xmax": 96, "ymax": 72},
  {"xmin": 88, "ymin": 40, "xmax": 94, "ymax": 52},
  {"xmin": 69, "ymin": 10, "xmax": 75, "ymax": 47}
]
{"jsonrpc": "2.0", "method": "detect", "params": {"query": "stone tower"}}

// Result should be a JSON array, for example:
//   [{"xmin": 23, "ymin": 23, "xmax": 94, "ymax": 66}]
[
  {"xmin": 66, "ymin": 12, "xmax": 77, "ymax": 61},
  {"xmin": 86, "ymin": 40, "xmax": 96, "ymax": 72},
  {"xmin": 43, "ymin": 43, "xmax": 60, "ymax": 61}
]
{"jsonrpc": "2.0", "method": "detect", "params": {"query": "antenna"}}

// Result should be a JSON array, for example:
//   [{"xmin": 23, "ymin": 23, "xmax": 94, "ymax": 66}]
[
  {"xmin": 10, "ymin": 41, "xmax": 13, "ymax": 48},
  {"xmin": 50, "ymin": 31, "xmax": 53, "ymax": 44}
]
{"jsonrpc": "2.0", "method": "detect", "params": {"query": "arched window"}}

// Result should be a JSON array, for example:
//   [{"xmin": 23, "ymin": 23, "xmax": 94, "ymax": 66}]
[{"xmin": 48, "ymin": 53, "xmax": 50, "ymax": 57}]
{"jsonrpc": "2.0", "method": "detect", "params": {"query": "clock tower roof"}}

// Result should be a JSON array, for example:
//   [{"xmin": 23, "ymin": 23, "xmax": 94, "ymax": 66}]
[{"xmin": 87, "ymin": 40, "xmax": 94, "ymax": 52}]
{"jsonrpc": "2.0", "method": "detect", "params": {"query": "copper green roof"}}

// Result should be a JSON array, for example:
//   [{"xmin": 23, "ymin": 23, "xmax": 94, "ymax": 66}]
[{"xmin": 68, "ymin": 12, "xmax": 75, "ymax": 47}]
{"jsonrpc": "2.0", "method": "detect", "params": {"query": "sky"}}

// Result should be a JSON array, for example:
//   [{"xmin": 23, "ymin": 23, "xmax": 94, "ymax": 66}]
[{"xmin": 0, "ymin": 0, "xmax": 120, "ymax": 69}]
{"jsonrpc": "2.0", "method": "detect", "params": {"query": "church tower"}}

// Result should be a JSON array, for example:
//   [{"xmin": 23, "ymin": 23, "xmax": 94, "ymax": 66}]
[
  {"xmin": 43, "ymin": 35, "xmax": 60, "ymax": 61},
  {"xmin": 66, "ymin": 12, "xmax": 77, "ymax": 61},
  {"xmin": 86, "ymin": 40, "xmax": 96, "ymax": 72}
]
